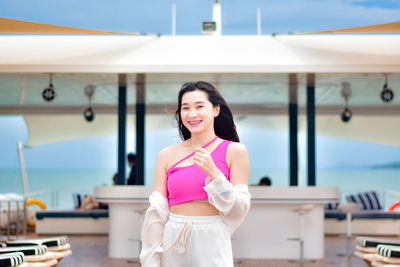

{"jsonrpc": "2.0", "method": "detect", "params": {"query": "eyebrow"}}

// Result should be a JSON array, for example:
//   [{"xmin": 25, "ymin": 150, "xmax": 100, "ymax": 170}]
[{"xmin": 182, "ymin": 101, "xmax": 205, "ymax": 105}]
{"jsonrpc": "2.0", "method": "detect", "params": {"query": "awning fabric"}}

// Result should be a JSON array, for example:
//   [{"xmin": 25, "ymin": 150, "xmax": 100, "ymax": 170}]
[
  {"xmin": 23, "ymin": 114, "xmax": 400, "ymax": 147},
  {"xmin": 0, "ymin": 17, "xmax": 139, "ymax": 34},
  {"xmin": 310, "ymin": 21, "xmax": 400, "ymax": 34},
  {"xmin": 0, "ymin": 34, "xmax": 400, "ymax": 73}
]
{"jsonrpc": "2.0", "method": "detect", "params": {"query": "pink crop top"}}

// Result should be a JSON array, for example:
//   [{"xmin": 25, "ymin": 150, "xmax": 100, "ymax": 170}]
[{"xmin": 166, "ymin": 137, "xmax": 232, "ymax": 206}]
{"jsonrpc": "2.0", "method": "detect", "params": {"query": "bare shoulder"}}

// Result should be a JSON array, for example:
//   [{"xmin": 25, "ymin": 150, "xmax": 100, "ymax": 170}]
[
  {"xmin": 157, "ymin": 142, "xmax": 187, "ymax": 165},
  {"xmin": 227, "ymin": 142, "xmax": 248, "ymax": 156},
  {"xmin": 226, "ymin": 142, "xmax": 248, "ymax": 166},
  {"xmin": 158, "ymin": 144, "xmax": 179, "ymax": 160}
]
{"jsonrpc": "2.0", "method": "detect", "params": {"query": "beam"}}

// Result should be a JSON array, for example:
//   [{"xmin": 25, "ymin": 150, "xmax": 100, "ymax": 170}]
[
  {"xmin": 307, "ymin": 73, "xmax": 316, "ymax": 186},
  {"xmin": 117, "ymin": 74, "xmax": 127, "ymax": 185},
  {"xmin": 3, "ymin": 105, "xmax": 400, "ymax": 115},
  {"xmin": 135, "ymin": 73, "xmax": 145, "ymax": 185},
  {"xmin": 288, "ymin": 73, "xmax": 298, "ymax": 186}
]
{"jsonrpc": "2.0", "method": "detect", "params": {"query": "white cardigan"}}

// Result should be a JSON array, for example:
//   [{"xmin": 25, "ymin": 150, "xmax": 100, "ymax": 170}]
[{"xmin": 140, "ymin": 171, "xmax": 251, "ymax": 267}]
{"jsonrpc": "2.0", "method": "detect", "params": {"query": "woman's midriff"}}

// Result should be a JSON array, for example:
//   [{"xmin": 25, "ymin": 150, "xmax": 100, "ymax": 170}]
[{"xmin": 169, "ymin": 200, "xmax": 219, "ymax": 216}]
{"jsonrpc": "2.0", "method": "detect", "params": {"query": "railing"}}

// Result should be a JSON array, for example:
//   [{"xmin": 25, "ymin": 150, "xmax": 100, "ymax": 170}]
[
  {"xmin": 0, "ymin": 188, "xmax": 93, "ymax": 239},
  {"xmin": 0, "ymin": 198, "xmax": 27, "ymax": 239},
  {"xmin": 27, "ymin": 188, "xmax": 93, "ymax": 209}
]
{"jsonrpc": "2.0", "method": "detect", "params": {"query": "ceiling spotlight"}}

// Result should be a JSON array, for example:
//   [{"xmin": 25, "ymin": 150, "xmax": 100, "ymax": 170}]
[
  {"xmin": 84, "ymin": 84, "xmax": 95, "ymax": 99},
  {"xmin": 341, "ymin": 107, "xmax": 352, "ymax": 122},
  {"xmin": 340, "ymin": 82, "xmax": 352, "ymax": 123},
  {"xmin": 380, "ymin": 74, "xmax": 394, "ymax": 103},
  {"xmin": 83, "ymin": 84, "xmax": 95, "ymax": 122},
  {"xmin": 83, "ymin": 107, "xmax": 95, "ymax": 122},
  {"xmin": 340, "ymin": 82, "xmax": 351, "ymax": 99},
  {"xmin": 42, "ymin": 74, "xmax": 56, "ymax": 102}
]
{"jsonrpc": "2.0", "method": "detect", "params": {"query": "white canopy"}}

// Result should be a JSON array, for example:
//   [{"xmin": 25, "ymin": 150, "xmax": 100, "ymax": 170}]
[
  {"xmin": 1, "ymin": 34, "xmax": 399, "ymax": 147},
  {"xmin": 0, "ymin": 35, "xmax": 400, "ymax": 73}
]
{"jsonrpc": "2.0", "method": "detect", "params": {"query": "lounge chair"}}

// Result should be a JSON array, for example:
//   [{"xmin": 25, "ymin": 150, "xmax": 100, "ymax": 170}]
[
  {"xmin": 4, "ymin": 236, "xmax": 71, "ymax": 264},
  {"xmin": 0, "ymin": 252, "xmax": 26, "ymax": 267},
  {"xmin": 354, "ymin": 236, "xmax": 400, "ymax": 266}
]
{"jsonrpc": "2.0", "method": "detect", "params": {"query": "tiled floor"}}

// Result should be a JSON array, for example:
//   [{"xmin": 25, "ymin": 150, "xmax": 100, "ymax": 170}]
[{"xmin": 56, "ymin": 235, "xmax": 368, "ymax": 267}]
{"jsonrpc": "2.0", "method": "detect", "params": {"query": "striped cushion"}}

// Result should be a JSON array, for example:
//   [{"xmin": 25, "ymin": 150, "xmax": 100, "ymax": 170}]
[
  {"xmin": 378, "ymin": 244, "xmax": 400, "ymax": 258},
  {"xmin": 346, "ymin": 191, "xmax": 382, "ymax": 210},
  {"xmin": 6, "ymin": 236, "xmax": 68, "ymax": 248},
  {"xmin": 0, "ymin": 252, "xmax": 24, "ymax": 267},
  {"xmin": 0, "ymin": 245, "xmax": 47, "ymax": 256},
  {"xmin": 73, "ymin": 193, "xmax": 88, "ymax": 209},
  {"xmin": 356, "ymin": 236, "xmax": 400, "ymax": 248}
]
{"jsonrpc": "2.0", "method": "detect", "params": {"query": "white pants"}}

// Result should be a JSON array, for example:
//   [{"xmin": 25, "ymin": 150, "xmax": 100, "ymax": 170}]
[{"xmin": 161, "ymin": 213, "xmax": 233, "ymax": 267}]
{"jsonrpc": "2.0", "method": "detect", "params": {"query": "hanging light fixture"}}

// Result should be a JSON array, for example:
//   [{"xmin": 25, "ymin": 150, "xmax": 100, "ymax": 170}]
[
  {"xmin": 42, "ymin": 73, "xmax": 56, "ymax": 102},
  {"xmin": 340, "ymin": 82, "xmax": 352, "ymax": 123},
  {"xmin": 83, "ymin": 84, "xmax": 95, "ymax": 122},
  {"xmin": 380, "ymin": 74, "xmax": 394, "ymax": 103}
]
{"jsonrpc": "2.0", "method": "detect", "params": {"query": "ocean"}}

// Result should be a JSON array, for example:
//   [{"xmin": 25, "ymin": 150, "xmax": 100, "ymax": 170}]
[{"xmin": 0, "ymin": 168, "xmax": 399, "ymax": 210}]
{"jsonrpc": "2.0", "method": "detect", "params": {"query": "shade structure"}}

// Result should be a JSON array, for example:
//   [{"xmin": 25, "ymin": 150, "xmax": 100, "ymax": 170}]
[
  {"xmin": 0, "ymin": 32, "xmax": 399, "ymax": 148},
  {"xmin": 310, "ymin": 21, "xmax": 400, "ymax": 34},
  {"xmin": 22, "ymin": 113, "xmax": 400, "ymax": 148},
  {"xmin": 0, "ymin": 34, "xmax": 400, "ymax": 73},
  {"xmin": 0, "ymin": 17, "xmax": 138, "ymax": 35}
]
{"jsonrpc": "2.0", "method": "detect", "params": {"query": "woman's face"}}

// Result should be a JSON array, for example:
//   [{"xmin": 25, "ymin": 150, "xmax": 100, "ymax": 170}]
[{"xmin": 180, "ymin": 90, "xmax": 220, "ymax": 135}]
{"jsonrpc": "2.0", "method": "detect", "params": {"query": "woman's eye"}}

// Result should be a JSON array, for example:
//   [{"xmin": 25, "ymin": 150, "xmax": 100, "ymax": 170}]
[
  {"xmin": 197, "ymin": 106, "xmax": 204, "ymax": 109},
  {"xmin": 182, "ymin": 107, "xmax": 189, "ymax": 110}
]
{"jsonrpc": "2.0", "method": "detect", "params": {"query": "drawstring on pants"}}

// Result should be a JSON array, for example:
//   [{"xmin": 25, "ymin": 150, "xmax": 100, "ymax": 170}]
[{"xmin": 156, "ymin": 221, "xmax": 192, "ymax": 254}]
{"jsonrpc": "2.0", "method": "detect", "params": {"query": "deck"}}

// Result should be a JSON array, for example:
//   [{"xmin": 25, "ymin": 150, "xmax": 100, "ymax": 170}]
[{"xmin": 54, "ymin": 235, "xmax": 368, "ymax": 266}]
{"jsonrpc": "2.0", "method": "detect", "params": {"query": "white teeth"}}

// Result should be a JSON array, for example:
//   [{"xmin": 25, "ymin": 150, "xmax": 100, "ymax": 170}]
[{"xmin": 189, "ymin": 121, "xmax": 201, "ymax": 125}]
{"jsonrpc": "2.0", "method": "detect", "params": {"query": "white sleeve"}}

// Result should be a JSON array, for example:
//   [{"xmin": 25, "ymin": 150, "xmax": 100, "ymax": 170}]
[
  {"xmin": 203, "ymin": 171, "xmax": 251, "ymax": 235},
  {"xmin": 140, "ymin": 191, "xmax": 169, "ymax": 267}
]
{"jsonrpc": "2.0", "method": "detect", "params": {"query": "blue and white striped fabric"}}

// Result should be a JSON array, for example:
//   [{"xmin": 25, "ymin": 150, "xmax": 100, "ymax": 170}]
[
  {"xmin": 73, "ymin": 193, "xmax": 88, "ymax": 209},
  {"xmin": 0, "ymin": 252, "xmax": 24, "ymax": 266},
  {"xmin": 324, "ymin": 202, "xmax": 340, "ymax": 210},
  {"xmin": 346, "ymin": 191, "xmax": 382, "ymax": 210},
  {"xmin": 0, "ymin": 245, "xmax": 47, "ymax": 256},
  {"xmin": 377, "ymin": 244, "xmax": 400, "ymax": 258}
]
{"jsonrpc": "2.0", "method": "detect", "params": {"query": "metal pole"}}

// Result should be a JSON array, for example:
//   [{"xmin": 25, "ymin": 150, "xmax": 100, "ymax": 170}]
[
  {"xmin": 7, "ymin": 201, "xmax": 11, "ymax": 238},
  {"xmin": 172, "ymin": 4, "xmax": 176, "ymax": 36},
  {"xmin": 289, "ymin": 73, "xmax": 298, "ymax": 186},
  {"xmin": 15, "ymin": 200, "xmax": 19, "ymax": 239},
  {"xmin": 307, "ymin": 74, "xmax": 316, "ymax": 186},
  {"xmin": 23, "ymin": 197, "xmax": 27, "ymax": 237},
  {"xmin": 17, "ymin": 142, "xmax": 29, "ymax": 197},
  {"xmin": 136, "ymin": 74, "xmax": 146, "ymax": 185},
  {"xmin": 257, "ymin": 8, "xmax": 262, "ymax": 35},
  {"xmin": 118, "ymin": 74, "xmax": 127, "ymax": 185}
]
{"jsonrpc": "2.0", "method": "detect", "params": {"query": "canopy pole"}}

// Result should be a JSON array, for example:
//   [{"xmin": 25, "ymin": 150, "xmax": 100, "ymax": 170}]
[
  {"xmin": 307, "ymin": 73, "xmax": 316, "ymax": 186},
  {"xmin": 17, "ymin": 141, "xmax": 29, "ymax": 197},
  {"xmin": 117, "ymin": 74, "xmax": 127, "ymax": 185},
  {"xmin": 136, "ymin": 73, "xmax": 146, "ymax": 185},
  {"xmin": 288, "ymin": 73, "xmax": 298, "ymax": 186}
]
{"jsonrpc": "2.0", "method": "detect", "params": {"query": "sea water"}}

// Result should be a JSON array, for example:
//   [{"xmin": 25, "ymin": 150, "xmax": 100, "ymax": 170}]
[{"xmin": 0, "ymin": 168, "xmax": 399, "ymax": 210}]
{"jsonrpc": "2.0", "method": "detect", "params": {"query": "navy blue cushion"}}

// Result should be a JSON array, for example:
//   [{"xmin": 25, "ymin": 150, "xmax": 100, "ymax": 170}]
[
  {"xmin": 346, "ymin": 191, "xmax": 382, "ymax": 210},
  {"xmin": 36, "ymin": 210, "xmax": 108, "ymax": 220}
]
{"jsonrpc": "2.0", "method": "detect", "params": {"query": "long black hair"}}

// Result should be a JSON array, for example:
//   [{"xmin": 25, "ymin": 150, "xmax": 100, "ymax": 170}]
[{"xmin": 175, "ymin": 81, "xmax": 240, "ymax": 142}]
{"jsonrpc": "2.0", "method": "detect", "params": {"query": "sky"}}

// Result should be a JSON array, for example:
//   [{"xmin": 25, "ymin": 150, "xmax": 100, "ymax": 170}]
[
  {"xmin": 1, "ymin": 0, "xmax": 400, "ymax": 171},
  {"xmin": 1, "ymin": 0, "xmax": 400, "ymax": 35}
]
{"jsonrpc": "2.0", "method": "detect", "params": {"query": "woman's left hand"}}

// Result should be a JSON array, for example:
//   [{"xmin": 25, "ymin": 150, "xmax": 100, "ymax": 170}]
[{"xmin": 193, "ymin": 147, "xmax": 220, "ymax": 179}]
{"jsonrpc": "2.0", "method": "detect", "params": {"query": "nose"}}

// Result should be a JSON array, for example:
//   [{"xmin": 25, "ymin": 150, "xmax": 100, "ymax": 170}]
[{"xmin": 188, "ymin": 109, "xmax": 197, "ymax": 118}]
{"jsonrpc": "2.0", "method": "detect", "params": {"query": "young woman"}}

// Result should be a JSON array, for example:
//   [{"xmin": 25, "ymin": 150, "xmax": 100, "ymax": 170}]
[{"xmin": 140, "ymin": 81, "xmax": 251, "ymax": 267}]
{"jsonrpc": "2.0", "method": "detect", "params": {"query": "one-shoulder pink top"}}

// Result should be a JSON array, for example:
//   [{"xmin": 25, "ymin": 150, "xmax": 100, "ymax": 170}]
[{"xmin": 166, "ymin": 137, "xmax": 232, "ymax": 207}]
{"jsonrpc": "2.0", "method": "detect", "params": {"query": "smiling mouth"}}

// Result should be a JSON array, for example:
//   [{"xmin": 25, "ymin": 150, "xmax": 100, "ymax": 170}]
[{"xmin": 188, "ymin": 120, "xmax": 202, "ymax": 125}]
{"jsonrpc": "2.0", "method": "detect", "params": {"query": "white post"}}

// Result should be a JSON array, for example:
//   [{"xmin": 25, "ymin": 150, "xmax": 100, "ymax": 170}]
[
  {"xmin": 257, "ymin": 8, "xmax": 262, "ymax": 35},
  {"xmin": 172, "ymin": 3, "xmax": 176, "ymax": 36},
  {"xmin": 213, "ymin": 0, "xmax": 222, "ymax": 36},
  {"xmin": 17, "ymin": 142, "xmax": 29, "ymax": 197}
]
